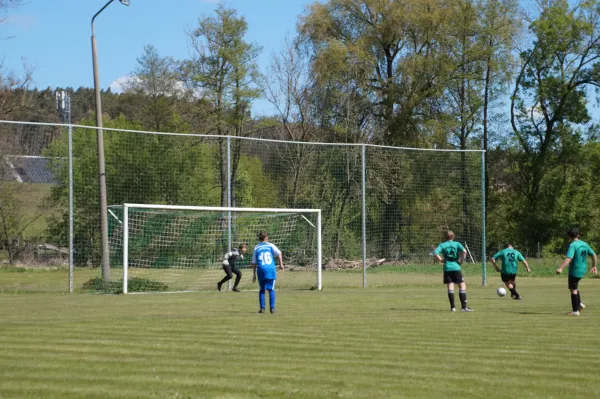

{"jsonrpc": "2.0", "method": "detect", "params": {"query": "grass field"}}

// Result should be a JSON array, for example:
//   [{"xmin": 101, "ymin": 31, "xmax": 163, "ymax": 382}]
[
  {"xmin": 1, "ymin": 273, "xmax": 600, "ymax": 398},
  {"xmin": 0, "ymin": 260, "xmax": 572, "ymax": 293}
]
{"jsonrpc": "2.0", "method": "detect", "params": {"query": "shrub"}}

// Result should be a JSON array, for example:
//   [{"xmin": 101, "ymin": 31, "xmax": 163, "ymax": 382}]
[{"xmin": 82, "ymin": 277, "xmax": 168, "ymax": 294}]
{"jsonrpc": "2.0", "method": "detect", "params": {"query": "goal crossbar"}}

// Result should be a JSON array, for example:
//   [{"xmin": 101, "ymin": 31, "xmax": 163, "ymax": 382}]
[{"xmin": 122, "ymin": 204, "xmax": 322, "ymax": 294}]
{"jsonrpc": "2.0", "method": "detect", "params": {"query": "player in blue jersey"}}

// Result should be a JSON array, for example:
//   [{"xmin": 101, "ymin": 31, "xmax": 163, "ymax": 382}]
[{"xmin": 252, "ymin": 231, "xmax": 284, "ymax": 314}]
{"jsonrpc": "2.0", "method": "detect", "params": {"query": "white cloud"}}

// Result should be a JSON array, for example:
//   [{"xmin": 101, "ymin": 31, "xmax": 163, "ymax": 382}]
[
  {"xmin": 109, "ymin": 74, "xmax": 191, "ymax": 98},
  {"xmin": 109, "ymin": 75, "xmax": 135, "ymax": 93}
]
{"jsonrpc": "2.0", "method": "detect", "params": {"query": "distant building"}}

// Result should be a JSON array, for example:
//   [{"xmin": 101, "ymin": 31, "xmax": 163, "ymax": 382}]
[{"xmin": 2, "ymin": 156, "xmax": 58, "ymax": 184}]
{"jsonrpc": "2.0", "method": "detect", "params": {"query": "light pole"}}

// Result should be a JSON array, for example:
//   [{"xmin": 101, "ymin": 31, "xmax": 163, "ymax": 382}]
[{"xmin": 91, "ymin": 0, "xmax": 130, "ymax": 281}]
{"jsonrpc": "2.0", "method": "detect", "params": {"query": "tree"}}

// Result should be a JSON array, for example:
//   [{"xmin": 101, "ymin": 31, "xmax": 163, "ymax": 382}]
[
  {"xmin": 182, "ymin": 6, "xmax": 262, "ymax": 208},
  {"xmin": 510, "ymin": 0, "xmax": 600, "ymax": 247},
  {"xmin": 478, "ymin": 0, "xmax": 519, "ymax": 203},
  {"xmin": 299, "ymin": 0, "xmax": 457, "ymax": 146},
  {"xmin": 124, "ymin": 45, "xmax": 186, "ymax": 132},
  {"xmin": 0, "ymin": 59, "xmax": 34, "ymax": 120}
]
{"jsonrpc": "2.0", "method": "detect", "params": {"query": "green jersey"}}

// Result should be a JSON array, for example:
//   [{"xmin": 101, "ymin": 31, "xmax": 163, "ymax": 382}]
[
  {"xmin": 566, "ymin": 240, "xmax": 595, "ymax": 278},
  {"xmin": 434, "ymin": 241, "xmax": 466, "ymax": 272},
  {"xmin": 492, "ymin": 248, "xmax": 525, "ymax": 275}
]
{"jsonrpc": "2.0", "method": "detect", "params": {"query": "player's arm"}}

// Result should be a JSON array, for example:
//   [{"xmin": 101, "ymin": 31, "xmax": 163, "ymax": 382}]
[
  {"xmin": 459, "ymin": 249, "xmax": 467, "ymax": 264},
  {"xmin": 556, "ymin": 258, "xmax": 571, "ymax": 274},
  {"xmin": 490, "ymin": 253, "xmax": 500, "ymax": 272},
  {"xmin": 557, "ymin": 243, "xmax": 574, "ymax": 274},
  {"xmin": 223, "ymin": 252, "xmax": 232, "ymax": 265},
  {"xmin": 251, "ymin": 250, "xmax": 257, "ymax": 283},
  {"xmin": 590, "ymin": 252, "xmax": 597, "ymax": 275},
  {"xmin": 434, "ymin": 245, "xmax": 444, "ymax": 262},
  {"xmin": 457, "ymin": 243, "xmax": 467, "ymax": 264},
  {"xmin": 518, "ymin": 252, "xmax": 531, "ymax": 273},
  {"xmin": 277, "ymin": 252, "xmax": 284, "ymax": 271}
]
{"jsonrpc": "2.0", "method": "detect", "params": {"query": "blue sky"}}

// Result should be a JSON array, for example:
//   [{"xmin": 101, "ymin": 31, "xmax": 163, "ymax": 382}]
[{"xmin": 1, "ymin": 0, "xmax": 314, "ymax": 115}]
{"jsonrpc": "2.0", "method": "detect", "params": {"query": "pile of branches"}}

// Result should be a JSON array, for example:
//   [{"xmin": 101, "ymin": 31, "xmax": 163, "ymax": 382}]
[{"xmin": 323, "ymin": 258, "xmax": 387, "ymax": 270}]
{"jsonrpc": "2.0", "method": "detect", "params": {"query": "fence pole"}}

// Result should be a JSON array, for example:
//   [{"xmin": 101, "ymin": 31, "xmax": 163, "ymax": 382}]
[
  {"xmin": 226, "ymin": 137, "xmax": 232, "ymax": 251},
  {"xmin": 317, "ymin": 210, "xmax": 322, "ymax": 291},
  {"xmin": 68, "ymin": 124, "xmax": 74, "ymax": 293},
  {"xmin": 361, "ymin": 145, "xmax": 367, "ymax": 288},
  {"xmin": 481, "ymin": 151, "xmax": 487, "ymax": 286},
  {"xmin": 123, "ymin": 204, "xmax": 129, "ymax": 294},
  {"xmin": 226, "ymin": 137, "xmax": 232, "ymax": 291}
]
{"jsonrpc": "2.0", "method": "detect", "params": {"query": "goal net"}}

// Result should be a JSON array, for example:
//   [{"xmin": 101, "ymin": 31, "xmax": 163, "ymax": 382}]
[{"xmin": 108, "ymin": 204, "xmax": 322, "ymax": 293}]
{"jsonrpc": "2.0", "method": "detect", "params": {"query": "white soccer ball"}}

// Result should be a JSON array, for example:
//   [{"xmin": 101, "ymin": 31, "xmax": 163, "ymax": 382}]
[{"xmin": 497, "ymin": 287, "xmax": 507, "ymax": 297}]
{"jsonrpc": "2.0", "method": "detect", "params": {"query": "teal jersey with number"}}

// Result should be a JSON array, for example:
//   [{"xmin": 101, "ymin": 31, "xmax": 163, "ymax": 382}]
[
  {"xmin": 492, "ymin": 248, "xmax": 525, "ymax": 275},
  {"xmin": 434, "ymin": 241, "xmax": 466, "ymax": 272},
  {"xmin": 566, "ymin": 240, "xmax": 595, "ymax": 278}
]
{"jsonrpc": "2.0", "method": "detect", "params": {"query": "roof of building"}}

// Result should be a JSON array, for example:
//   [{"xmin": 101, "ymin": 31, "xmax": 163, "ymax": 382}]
[{"xmin": 2, "ymin": 156, "xmax": 58, "ymax": 184}]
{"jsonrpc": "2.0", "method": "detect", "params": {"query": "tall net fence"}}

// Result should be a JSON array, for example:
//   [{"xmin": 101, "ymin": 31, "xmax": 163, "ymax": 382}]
[{"xmin": 0, "ymin": 121, "xmax": 484, "ymax": 293}]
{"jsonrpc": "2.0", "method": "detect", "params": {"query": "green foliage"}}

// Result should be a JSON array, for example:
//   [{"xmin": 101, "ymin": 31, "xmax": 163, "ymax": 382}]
[
  {"xmin": 504, "ymin": 0, "xmax": 600, "ymax": 251},
  {"xmin": 82, "ymin": 277, "xmax": 168, "ymax": 294}
]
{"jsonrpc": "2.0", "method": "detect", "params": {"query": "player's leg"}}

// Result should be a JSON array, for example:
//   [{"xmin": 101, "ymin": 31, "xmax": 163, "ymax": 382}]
[
  {"xmin": 258, "ymin": 278, "xmax": 266, "ymax": 313},
  {"xmin": 217, "ymin": 265, "xmax": 233, "ymax": 291},
  {"xmin": 231, "ymin": 266, "xmax": 242, "ymax": 292},
  {"xmin": 508, "ymin": 276, "xmax": 520, "ymax": 299},
  {"xmin": 568, "ymin": 276, "xmax": 581, "ymax": 315},
  {"xmin": 266, "ymin": 279, "xmax": 276, "ymax": 313},
  {"xmin": 457, "ymin": 274, "xmax": 473, "ymax": 311},
  {"xmin": 576, "ymin": 280, "xmax": 584, "ymax": 312},
  {"xmin": 444, "ymin": 272, "xmax": 456, "ymax": 311}
]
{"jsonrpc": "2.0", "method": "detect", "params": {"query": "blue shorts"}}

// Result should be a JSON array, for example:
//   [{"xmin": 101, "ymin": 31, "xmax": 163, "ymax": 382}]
[{"xmin": 259, "ymin": 278, "xmax": 276, "ymax": 291}]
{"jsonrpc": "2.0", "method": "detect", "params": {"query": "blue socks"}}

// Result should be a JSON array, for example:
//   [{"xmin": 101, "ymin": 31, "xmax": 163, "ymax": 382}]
[
  {"xmin": 269, "ymin": 289, "xmax": 276, "ymax": 309},
  {"xmin": 259, "ymin": 289, "xmax": 265, "ymax": 310},
  {"xmin": 259, "ymin": 289, "xmax": 275, "ymax": 310}
]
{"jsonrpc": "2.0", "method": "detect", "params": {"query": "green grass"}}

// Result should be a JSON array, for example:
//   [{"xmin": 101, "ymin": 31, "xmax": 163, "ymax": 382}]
[
  {"xmin": 6, "ymin": 182, "xmax": 54, "ymax": 237},
  {"xmin": 0, "ymin": 260, "xmax": 595, "ymax": 293},
  {"xmin": 1, "ymin": 274, "xmax": 599, "ymax": 398}
]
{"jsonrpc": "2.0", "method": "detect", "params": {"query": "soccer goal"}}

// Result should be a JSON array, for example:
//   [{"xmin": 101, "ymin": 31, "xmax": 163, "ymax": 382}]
[{"xmin": 113, "ymin": 204, "xmax": 322, "ymax": 294}]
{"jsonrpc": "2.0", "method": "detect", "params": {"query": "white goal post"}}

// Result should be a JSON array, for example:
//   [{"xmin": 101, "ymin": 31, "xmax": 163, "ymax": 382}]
[{"xmin": 122, "ymin": 204, "xmax": 322, "ymax": 294}]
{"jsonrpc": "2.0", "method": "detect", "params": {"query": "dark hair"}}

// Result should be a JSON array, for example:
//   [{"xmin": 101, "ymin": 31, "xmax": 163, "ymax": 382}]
[
  {"xmin": 258, "ymin": 231, "xmax": 268, "ymax": 241},
  {"xmin": 239, "ymin": 243, "xmax": 247, "ymax": 249},
  {"xmin": 445, "ymin": 230, "xmax": 455, "ymax": 241},
  {"xmin": 505, "ymin": 243, "xmax": 513, "ymax": 248},
  {"xmin": 567, "ymin": 228, "xmax": 580, "ymax": 239}
]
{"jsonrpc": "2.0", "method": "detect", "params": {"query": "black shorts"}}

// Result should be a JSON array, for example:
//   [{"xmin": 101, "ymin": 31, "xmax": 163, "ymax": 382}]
[
  {"xmin": 568, "ymin": 275, "xmax": 582, "ymax": 290},
  {"xmin": 443, "ymin": 271, "xmax": 464, "ymax": 284},
  {"xmin": 501, "ymin": 273, "xmax": 516, "ymax": 283}
]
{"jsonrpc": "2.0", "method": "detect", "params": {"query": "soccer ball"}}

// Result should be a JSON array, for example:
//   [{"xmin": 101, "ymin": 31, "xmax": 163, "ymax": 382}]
[{"xmin": 497, "ymin": 287, "xmax": 507, "ymax": 297}]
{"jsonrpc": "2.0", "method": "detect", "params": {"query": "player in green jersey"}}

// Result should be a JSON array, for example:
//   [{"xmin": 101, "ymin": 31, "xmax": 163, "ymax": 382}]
[
  {"xmin": 556, "ymin": 228, "xmax": 598, "ymax": 316},
  {"xmin": 491, "ymin": 244, "xmax": 531, "ymax": 300},
  {"xmin": 434, "ymin": 230, "xmax": 473, "ymax": 312}
]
